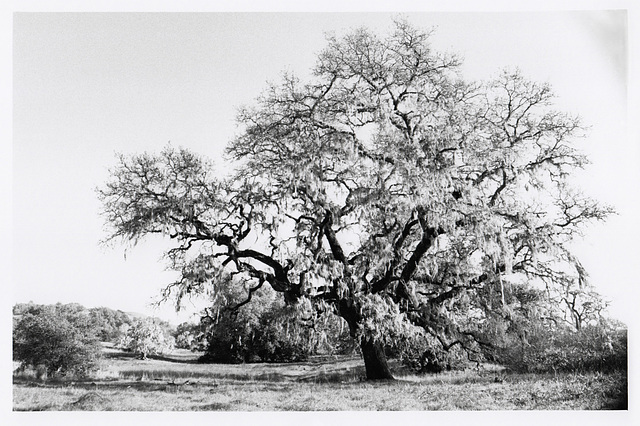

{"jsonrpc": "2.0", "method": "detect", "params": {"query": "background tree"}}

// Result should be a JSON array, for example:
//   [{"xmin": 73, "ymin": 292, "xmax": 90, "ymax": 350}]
[
  {"xmin": 174, "ymin": 321, "xmax": 209, "ymax": 352},
  {"xmin": 118, "ymin": 317, "xmax": 175, "ymax": 359},
  {"xmin": 13, "ymin": 305, "xmax": 102, "ymax": 378},
  {"xmin": 13, "ymin": 301, "xmax": 41, "ymax": 316},
  {"xmin": 14, "ymin": 303, "xmax": 135, "ymax": 344},
  {"xmin": 99, "ymin": 20, "xmax": 613, "ymax": 380},
  {"xmin": 88, "ymin": 306, "xmax": 133, "ymax": 343}
]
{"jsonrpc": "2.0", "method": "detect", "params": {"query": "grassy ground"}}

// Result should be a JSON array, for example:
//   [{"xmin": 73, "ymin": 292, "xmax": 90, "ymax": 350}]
[{"xmin": 12, "ymin": 345, "xmax": 627, "ymax": 411}]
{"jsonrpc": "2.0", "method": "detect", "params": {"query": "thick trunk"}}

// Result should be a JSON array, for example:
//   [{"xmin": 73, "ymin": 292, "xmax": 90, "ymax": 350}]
[
  {"xmin": 361, "ymin": 338, "xmax": 395, "ymax": 380},
  {"xmin": 338, "ymin": 299, "xmax": 394, "ymax": 380}
]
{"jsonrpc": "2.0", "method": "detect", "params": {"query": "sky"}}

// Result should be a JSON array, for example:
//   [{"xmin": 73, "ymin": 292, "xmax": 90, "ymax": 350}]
[{"xmin": 7, "ymin": 9, "xmax": 638, "ymax": 329}]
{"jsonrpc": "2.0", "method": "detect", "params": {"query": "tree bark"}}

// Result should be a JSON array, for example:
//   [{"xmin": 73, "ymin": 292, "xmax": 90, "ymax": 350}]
[
  {"xmin": 338, "ymin": 299, "xmax": 394, "ymax": 380},
  {"xmin": 361, "ymin": 338, "xmax": 395, "ymax": 380}
]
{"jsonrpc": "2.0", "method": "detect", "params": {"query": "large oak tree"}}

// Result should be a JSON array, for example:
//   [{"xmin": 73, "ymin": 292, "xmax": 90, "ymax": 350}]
[{"xmin": 99, "ymin": 20, "xmax": 612, "ymax": 380}]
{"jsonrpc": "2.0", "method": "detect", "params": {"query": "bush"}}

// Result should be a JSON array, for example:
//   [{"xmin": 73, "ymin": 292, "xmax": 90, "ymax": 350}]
[
  {"xmin": 200, "ymin": 299, "xmax": 311, "ymax": 363},
  {"xmin": 118, "ymin": 317, "xmax": 175, "ymax": 359},
  {"xmin": 199, "ymin": 312, "xmax": 254, "ymax": 363},
  {"xmin": 13, "ymin": 305, "xmax": 102, "ymax": 378},
  {"xmin": 496, "ymin": 319, "xmax": 627, "ymax": 373},
  {"xmin": 201, "ymin": 285, "xmax": 352, "ymax": 364},
  {"xmin": 250, "ymin": 305, "xmax": 315, "ymax": 362},
  {"xmin": 174, "ymin": 321, "xmax": 209, "ymax": 351},
  {"xmin": 392, "ymin": 328, "xmax": 472, "ymax": 374}
]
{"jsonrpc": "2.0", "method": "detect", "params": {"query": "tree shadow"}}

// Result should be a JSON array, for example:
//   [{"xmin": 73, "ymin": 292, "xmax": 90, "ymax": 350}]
[
  {"xmin": 13, "ymin": 376, "xmax": 203, "ymax": 393},
  {"xmin": 194, "ymin": 402, "xmax": 234, "ymax": 411},
  {"xmin": 103, "ymin": 350, "xmax": 202, "ymax": 364},
  {"xmin": 146, "ymin": 353, "xmax": 202, "ymax": 364}
]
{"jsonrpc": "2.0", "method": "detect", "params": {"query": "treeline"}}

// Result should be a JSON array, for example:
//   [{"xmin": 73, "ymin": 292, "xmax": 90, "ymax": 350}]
[
  {"xmin": 11, "ymin": 295, "xmax": 353, "ymax": 378},
  {"xmin": 13, "ymin": 296, "xmax": 628, "ymax": 380},
  {"xmin": 12, "ymin": 302, "xmax": 175, "ymax": 344},
  {"xmin": 12, "ymin": 302, "xmax": 185, "ymax": 378},
  {"xmin": 13, "ymin": 302, "xmax": 209, "ymax": 351},
  {"xmin": 191, "ymin": 283, "xmax": 628, "ymax": 375}
]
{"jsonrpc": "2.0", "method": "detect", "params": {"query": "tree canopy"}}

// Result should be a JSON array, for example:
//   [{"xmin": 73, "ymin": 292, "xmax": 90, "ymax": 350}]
[
  {"xmin": 99, "ymin": 20, "xmax": 612, "ymax": 380},
  {"xmin": 118, "ymin": 317, "xmax": 175, "ymax": 359},
  {"xmin": 13, "ymin": 305, "xmax": 102, "ymax": 378}
]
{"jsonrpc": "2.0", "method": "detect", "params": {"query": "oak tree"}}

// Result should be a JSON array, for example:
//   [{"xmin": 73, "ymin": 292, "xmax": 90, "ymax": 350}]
[{"xmin": 99, "ymin": 20, "xmax": 612, "ymax": 379}]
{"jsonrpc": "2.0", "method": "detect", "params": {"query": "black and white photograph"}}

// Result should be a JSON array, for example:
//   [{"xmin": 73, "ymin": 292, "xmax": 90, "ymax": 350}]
[{"xmin": 4, "ymin": 1, "xmax": 637, "ymax": 422}]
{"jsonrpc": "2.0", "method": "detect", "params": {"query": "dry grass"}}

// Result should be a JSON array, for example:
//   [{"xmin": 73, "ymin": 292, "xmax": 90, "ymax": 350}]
[{"xmin": 12, "ymin": 346, "xmax": 627, "ymax": 411}]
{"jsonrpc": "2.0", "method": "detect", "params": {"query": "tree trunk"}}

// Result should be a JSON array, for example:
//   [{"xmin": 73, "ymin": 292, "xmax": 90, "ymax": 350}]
[
  {"xmin": 361, "ymin": 338, "xmax": 394, "ymax": 380},
  {"xmin": 338, "ymin": 299, "xmax": 394, "ymax": 380}
]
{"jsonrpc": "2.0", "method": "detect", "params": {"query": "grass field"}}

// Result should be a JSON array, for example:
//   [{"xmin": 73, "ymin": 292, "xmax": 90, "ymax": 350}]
[{"xmin": 12, "ymin": 345, "xmax": 627, "ymax": 411}]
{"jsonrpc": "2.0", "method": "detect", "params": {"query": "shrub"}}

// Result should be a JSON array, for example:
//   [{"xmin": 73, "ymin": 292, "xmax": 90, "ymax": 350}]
[
  {"xmin": 118, "ymin": 317, "xmax": 175, "ymax": 359},
  {"xmin": 13, "ymin": 305, "xmax": 102, "ymax": 378},
  {"xmin": 201, "ymin": 298, "xmax": 311, "ymax": 363},
  {"xmin": 174, "ymin": 321, "xmax": 209, "ymax": 351},
  {"xmin": 496, "ymin": 318, "xmax": 627, "ymax": 373},
  {"xmin": 250, "ymin": 304, "xmax": 315, "ymax": 362},
  {"xmin": 199, "ymin": 313, "xmax": 253, "ymax": 363},
  {"xmin": 201, "ymin": 285, "xmax": 352, "ymax": 364}
]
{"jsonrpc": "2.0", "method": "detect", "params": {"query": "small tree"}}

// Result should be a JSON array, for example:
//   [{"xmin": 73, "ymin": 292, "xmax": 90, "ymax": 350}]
[
  {"xmin": 13, "ymin": 305, "xmax": 102, "ymax": 378},
  {"xmin": 119, "ymin": 318, "xmax": 175, "ymax": 359}
]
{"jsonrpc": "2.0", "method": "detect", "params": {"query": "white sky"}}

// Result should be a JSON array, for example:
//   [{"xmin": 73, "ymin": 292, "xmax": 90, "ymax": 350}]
[{"xmin": 6, "ymin": 8, "xmax": 638, "ymax": 331}]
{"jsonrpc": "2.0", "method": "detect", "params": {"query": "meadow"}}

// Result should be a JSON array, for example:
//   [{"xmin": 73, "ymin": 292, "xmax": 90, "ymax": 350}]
[{"xmin": 12, "ymin": 344, "xmax": 627, "ymax": 411}]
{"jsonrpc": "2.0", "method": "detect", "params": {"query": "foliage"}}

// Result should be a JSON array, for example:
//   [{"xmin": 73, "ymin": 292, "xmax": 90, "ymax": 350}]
[
  {"xmin": 249, "ymin": 305, "xmax": 313, "ymax": 362},
  {"xmin": 174, "ymin": 321, "xmax": 209, "ymax": 351},
  {"xmin": 14, "ymin": 302, "xmax": 134, "ymax": 344},
  {"xmin": 99, "ymin": 20, "xmax": 614, "ymax": 379},
  {"xmin": 200, "ymin": 281, "xmax": 350, "ymax": 363},
  {"xmin": 393, "ymin": 330, "xmax": 471, "ymax": 373},
  {"xmin": 495, "ymin": 318, "xmax": 627, "ymax": 374},
  {"xmin": 119, "ymin": 318, "xmax": 175, "ymax": 359},
  {"xmin": 88, "ymin": 306, "xmax": 133, "ymax": 342},
  {"xmin": 13, "ymin": 305, "xmax": 102, "ymax": 378},
  {"xmin": 462, "ymin": 279, "xmax": 626, "ymax": 374},
  {"xmin": 13, "ymin": 301, "xmax": 41, "ymax": 316}
]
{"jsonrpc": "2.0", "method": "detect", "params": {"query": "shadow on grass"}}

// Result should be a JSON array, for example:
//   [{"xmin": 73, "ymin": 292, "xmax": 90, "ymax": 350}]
[
  {"xmin": 103, "ymin": 351, "xmax": 202, "ymax": 364},
  {"xmin": 603, "ymin": 396, "xmax": 628, "ymax": 410},
  {"xmin": 600, "ymin": 377, "xmax": 628, "ymax": 410},
  {"xmin": 195, "ymin": 402, "xmax": 234, "ymax": 411},
  {"xmin": 295, "ymin": 367, "xmax": 366, "ymax": 383},
  {"xmin": 13, "ymin": 364, "xmax": 369, "ymax": 395},
  {"xmin": 14, "ymin": 404, "xmax": 56, "ymax": 412}
]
